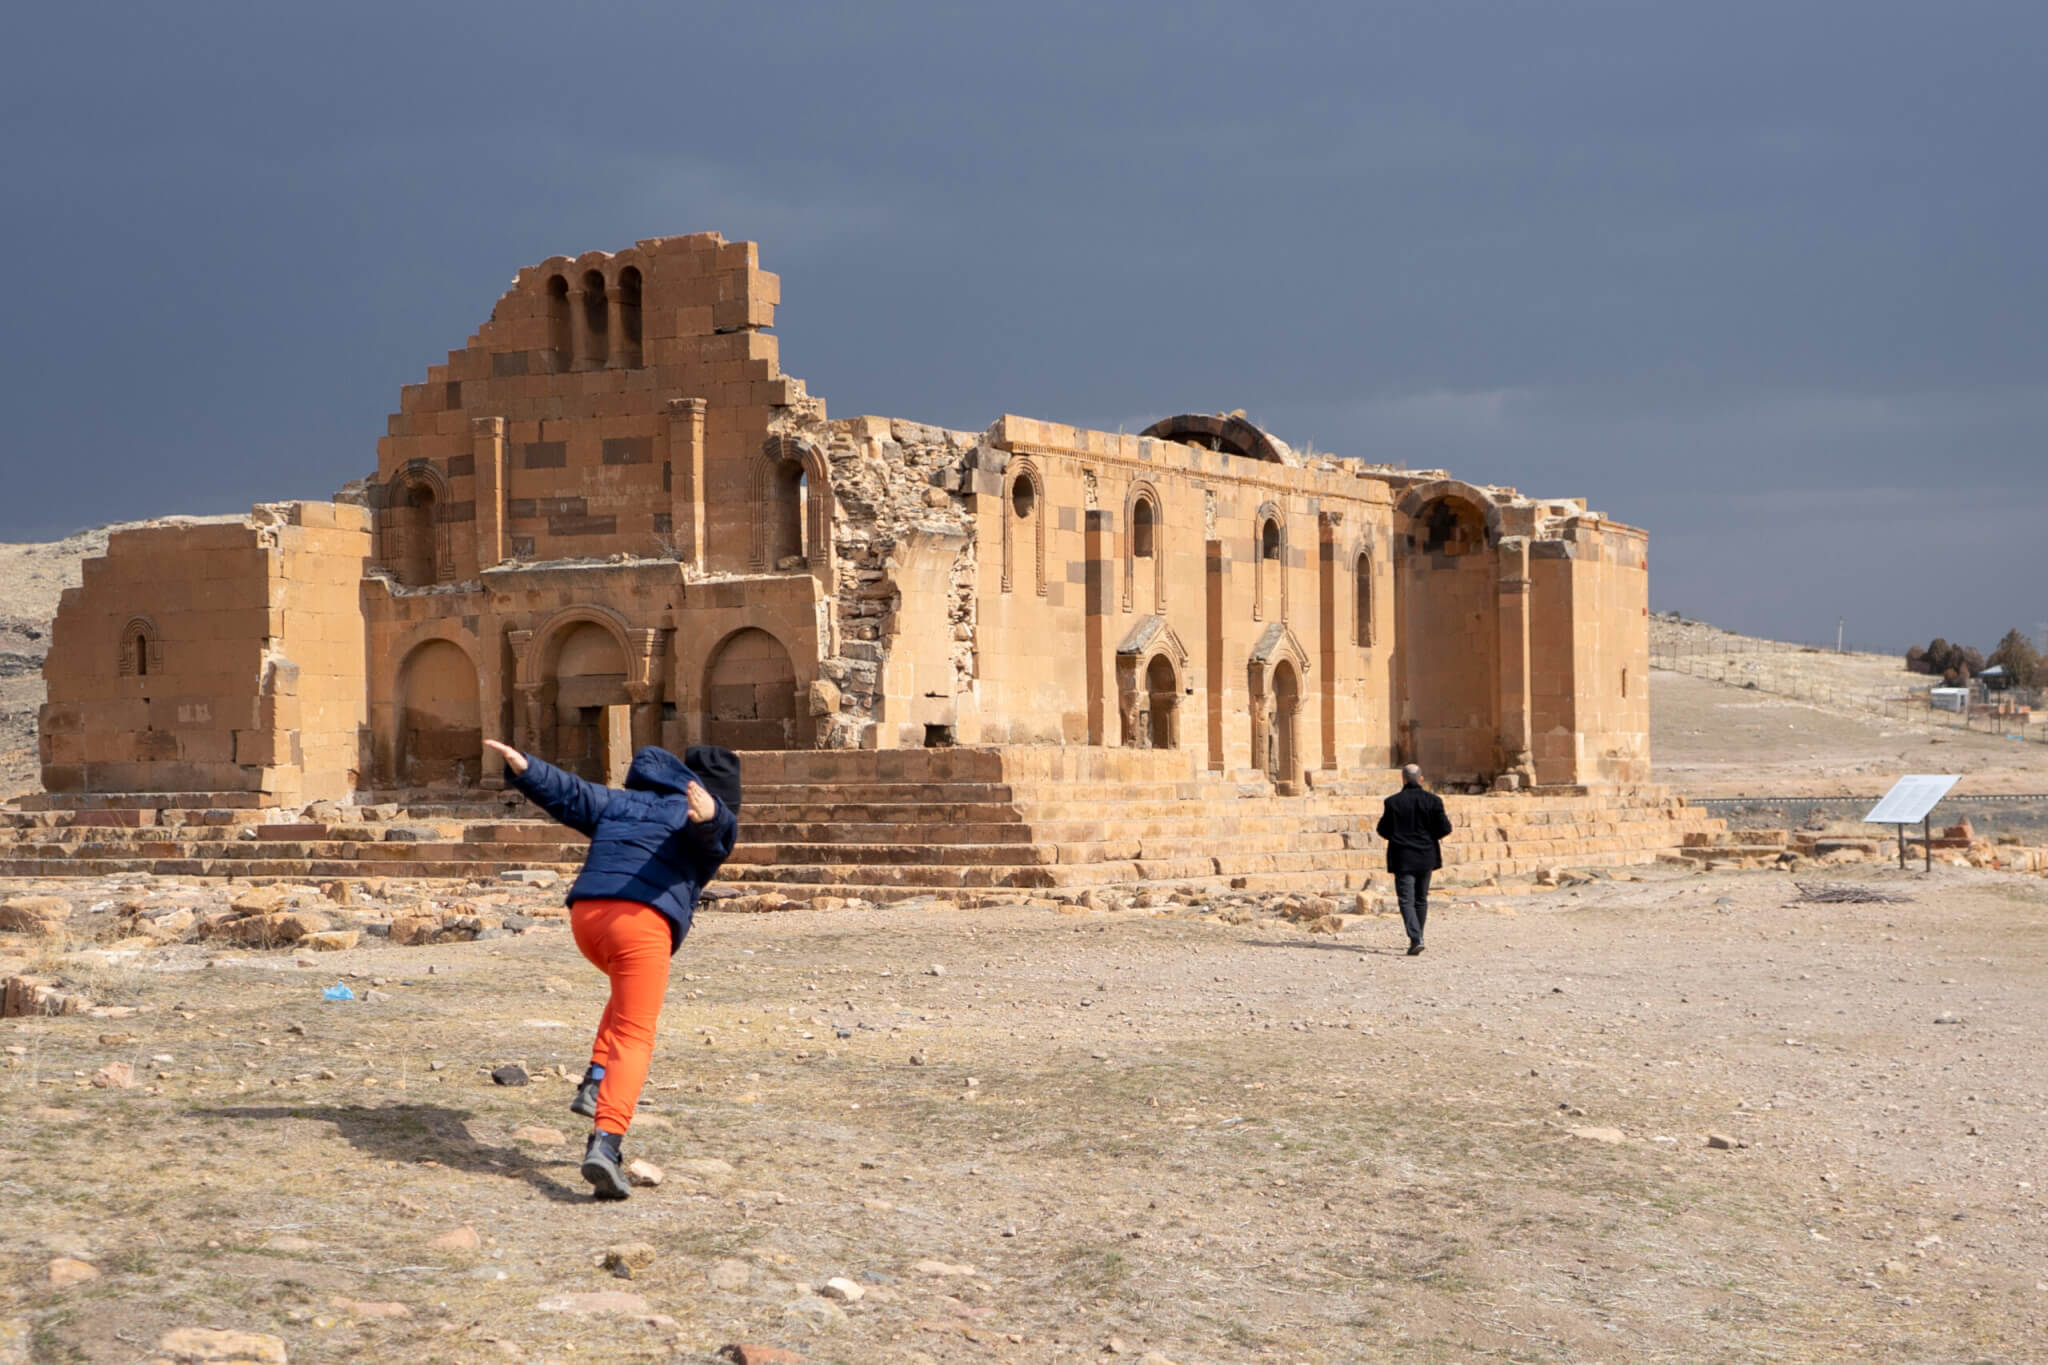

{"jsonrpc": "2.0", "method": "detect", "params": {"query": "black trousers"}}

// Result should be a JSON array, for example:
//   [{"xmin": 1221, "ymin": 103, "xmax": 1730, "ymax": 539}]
[{"xmin": 1394, "ymin": 870, "xmax": 1432, "ymax": 946}]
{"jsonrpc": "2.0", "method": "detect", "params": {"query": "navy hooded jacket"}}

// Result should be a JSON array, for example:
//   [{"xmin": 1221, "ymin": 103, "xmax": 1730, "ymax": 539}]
[{"xmin": 507, "ymin": 746, "xmax": 739, "ymax": 952}]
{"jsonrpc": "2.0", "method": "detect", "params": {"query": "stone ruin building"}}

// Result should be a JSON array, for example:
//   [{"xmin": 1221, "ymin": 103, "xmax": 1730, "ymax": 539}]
[{"xmin": 13, "ymin": 233, "xmax": 1716, "ymax": 894}]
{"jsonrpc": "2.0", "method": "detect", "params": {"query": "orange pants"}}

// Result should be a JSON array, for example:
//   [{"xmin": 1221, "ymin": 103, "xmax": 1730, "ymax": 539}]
[{"xmin": 569, "ymin": 897, "xmax": 673, "ymax": 1134}]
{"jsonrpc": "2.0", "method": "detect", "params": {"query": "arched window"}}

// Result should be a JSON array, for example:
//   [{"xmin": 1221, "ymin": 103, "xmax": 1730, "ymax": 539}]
[
  {"xmin": 398, "ymin": 481, "xmax": 438, "ymax": 586},
  {"xmin": 617, "ymin": 266, "xmax": 644, "ymax": 367},
  {"xmin": 1354, "ymin": 551, "xmax": 1373, "ymax": 646},
  {"xmin": 1122, "ymin": 484, "xmax": 1164, "ymax": 613},
  {"xmin": 1254, "ymin": 509, "xmax": 1285, "ymax": 621},
  {"xmin": 119, "ymin": 617, "xmax": 161, "ymax": 680},
  {"xmin": 545, "ymin": 274, "xmax": 571, "ymax": 369},
  {"xmin": 768, "ymin": 458, "xmax": 806, "ymax": 567},
  {"xmin": 133, "ymin": 632, "xmax": 150, "ymax": 677},
  {"xmin": 581, "ymin": 269, "xmax": 609, "ymax": 369},
  {"xmin": 1003, "ymin": 465, "xmax": 1045, "ymax": 596}
]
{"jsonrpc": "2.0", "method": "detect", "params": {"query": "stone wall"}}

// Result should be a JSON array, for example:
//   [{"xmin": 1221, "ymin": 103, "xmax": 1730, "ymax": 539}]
[{"xmin": 39, "ymin": 503, "xmax": 370, "ymax": 803}]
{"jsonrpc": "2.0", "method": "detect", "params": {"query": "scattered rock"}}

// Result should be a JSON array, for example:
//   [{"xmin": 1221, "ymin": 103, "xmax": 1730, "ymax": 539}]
[
  {"xmin": 91, "ymin": 1061, "xmax": 135, "ymax": 1089},
  {"xmin": 389, "ymin": 914, "xmax": 442, "ymax": 947},
  {"xmin": 510, "ymin": 1125, "xmax": 565, "ymax": 1145},
  {"xmin": 0, "ymin": 895, "xmax": 70, "ymax": 935},
  {"xmin": 48, "ymin": 1257, "xmax": 99, "ymax": 1286},
  {"xmin": 1934, "ymin": 1012, "xmax": 1962, "ymax": 1025},
  {"xmin": 912, "ymin": 1259, "xmax": 978, "ymax": 1277},
  {"xmin": 228, "ymin": 888, "xmax": 293, "ymax": 916},
  {"xmin": 718, "ymin": 1346, "xmax": 808, "ymax": 1365},
  {"xmin": 673, "ymin": 1156, "xmax": 735, "ymax": 1179},
  {"xmin": 149, "ymin": 1327, "xmax": 289, "ymax": 1364},
  {"xmin": 1705, "ymin": 1132, "xmax": 1744, "ymax": 1150},
  {"xmin": 708, "ymin": 1258, "xmax": 753, "ymax": 1290},
  {"xmin": 536, "ymin": 1291, "xmax": 653, "ymax": 1316},
  {"xmin": 603, "ymin": 1242, "xmax": 658, "ymax": 1273},
  {"xmin": 819, "ymin": 1276, "xmax": 864, "ymax": 1303},
  {"xmin": 490, "ymin": 1064, "xmax": 530, "ymax": 1086},
  {"xmin": 627, "ymin": 1158, "xmax": 665, "ymax": 1187},
  {"xmin": 1568, "ymin": 1126, "xmax": 1625, "ymax": 1145},
  {"xmin": 330, "ymin": 1296, "xmax": 411, "ymax": 1319},
  {"xmin": 428, "ymin": 1225, "xmax": 480, "ymax": 1251},
  {"xmin": 2, "ymin": 976, "xmax": 89, "ymax": 1018},
  {"xmin": 782, "ymin": 1294, "xmax": 848, "ymax": 1333},
  {"xmin": 301, "ymin": 930, "xmax": 359, "ymax": 952}
]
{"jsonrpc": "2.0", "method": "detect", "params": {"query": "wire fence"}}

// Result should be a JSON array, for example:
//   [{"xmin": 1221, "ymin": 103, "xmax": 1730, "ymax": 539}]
[{"xmin": 1648, "ymin": 623, "xmax": 2048, "ymax": 747}]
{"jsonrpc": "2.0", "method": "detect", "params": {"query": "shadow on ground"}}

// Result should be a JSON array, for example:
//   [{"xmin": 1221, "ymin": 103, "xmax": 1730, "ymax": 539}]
[
  {"xmin": 197, "ymin": 1103, "xmax": 588, "ymax": 1203},
  {"xmin": 1243, "ymin": 938, "xmax": 1410, "ymax": 956}
]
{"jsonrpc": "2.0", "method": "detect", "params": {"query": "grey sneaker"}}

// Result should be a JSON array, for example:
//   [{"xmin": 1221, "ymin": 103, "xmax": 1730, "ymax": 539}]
[
  {"xmin": 569, "ymin": 1072, "xmax": 601, "ymax": 1119},
  {"xmin": 581, "ymin": 1130, "xmax": 630, "ymax": 1201}
]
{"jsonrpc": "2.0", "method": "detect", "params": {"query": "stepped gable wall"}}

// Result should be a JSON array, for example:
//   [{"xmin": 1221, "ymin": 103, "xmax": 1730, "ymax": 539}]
[{"xmin": 38, "ymin": 502, "xmax": 371, "ymax": 804}]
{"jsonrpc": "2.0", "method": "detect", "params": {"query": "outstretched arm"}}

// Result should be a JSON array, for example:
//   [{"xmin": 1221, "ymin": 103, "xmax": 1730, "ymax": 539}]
[{"xmin": 486, "ymin": 739, "xmax": 613, "ymax": 837}]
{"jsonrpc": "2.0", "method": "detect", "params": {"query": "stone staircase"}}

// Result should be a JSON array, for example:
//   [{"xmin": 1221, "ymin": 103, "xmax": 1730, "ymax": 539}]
[{"xmin": 0, "ymin": 748, "xmax": 1723, "ymax": 899}]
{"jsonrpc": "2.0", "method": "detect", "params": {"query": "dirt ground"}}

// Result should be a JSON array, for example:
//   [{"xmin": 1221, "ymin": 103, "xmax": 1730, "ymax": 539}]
[
  {"xmin": 1649, "ymin": 670, "xmax": 2048, "ymax": 798},
  {"xmin": 4, "ymin": 865, "xmax": 2046, "ymax": 1364}
]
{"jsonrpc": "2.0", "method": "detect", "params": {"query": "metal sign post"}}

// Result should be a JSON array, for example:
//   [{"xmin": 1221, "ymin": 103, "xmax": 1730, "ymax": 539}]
[{"xmin": 1864, "ymin": 775, "xmax": 1961, "ymax": 873}]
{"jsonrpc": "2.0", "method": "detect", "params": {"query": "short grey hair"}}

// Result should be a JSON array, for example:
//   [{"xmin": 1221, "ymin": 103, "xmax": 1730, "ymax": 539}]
[{"xmin": 1402, "ymin": 763, "xmax": 1423, "ymax": 785}]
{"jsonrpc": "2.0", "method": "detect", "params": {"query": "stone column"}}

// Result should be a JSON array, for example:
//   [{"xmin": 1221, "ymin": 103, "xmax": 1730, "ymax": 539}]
[
  {"xmin": 606, "ymin": 286, "xmax": 626, "ymax": 369},
  {"xmin": 566, "ymin": 287, "xmax": 590, "ymax": 371},
  {"xmin": 472, "ymin": 417, "xmax": 506, "ymax": 571},
  {"xmin": 666, "ymin": 398, "xmax": 708, "ymax": 572},
  {"xmin": 1496, "ymin": 536, "xmax": 1535, "ymax": 787},
  {"xmin": 1084, "ymin": 509, "xmax": 1111, "ymax": 745}
]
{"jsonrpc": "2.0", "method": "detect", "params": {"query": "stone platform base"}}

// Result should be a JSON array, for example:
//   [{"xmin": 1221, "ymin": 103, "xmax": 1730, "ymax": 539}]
[{"xmin": 0, "ymin": 747, "xmax": 1721, "ymax": 898}]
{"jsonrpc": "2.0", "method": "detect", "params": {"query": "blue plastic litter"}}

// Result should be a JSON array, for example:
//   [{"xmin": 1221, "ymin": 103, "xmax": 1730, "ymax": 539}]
[{"xmin": 322, "ymin": 981, "xmax": 355, "ymax": 1002}]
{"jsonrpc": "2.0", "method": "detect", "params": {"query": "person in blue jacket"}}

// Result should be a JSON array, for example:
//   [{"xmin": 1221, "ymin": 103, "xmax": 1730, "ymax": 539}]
[{"xmin": 485, "ymin": 738, "xmax": 740, "ymax": 1200}]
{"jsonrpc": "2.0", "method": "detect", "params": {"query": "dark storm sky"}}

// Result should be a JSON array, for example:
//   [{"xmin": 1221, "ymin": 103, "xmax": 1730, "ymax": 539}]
[{"xmin": 3, "ymin": 2, "xmax": 2042, "ymax": 652}]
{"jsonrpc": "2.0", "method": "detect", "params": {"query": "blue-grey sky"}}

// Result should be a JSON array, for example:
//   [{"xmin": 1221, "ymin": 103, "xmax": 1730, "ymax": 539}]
[{"xmin": 3, "ymin": 2, "xmax": 2042, "ymax": 653}]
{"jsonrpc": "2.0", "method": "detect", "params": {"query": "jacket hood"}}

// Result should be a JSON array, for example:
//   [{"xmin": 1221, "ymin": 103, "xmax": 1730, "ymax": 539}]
[{"xmin": 623, "ymin": 746, "xmax": 694, "ymax": 796}]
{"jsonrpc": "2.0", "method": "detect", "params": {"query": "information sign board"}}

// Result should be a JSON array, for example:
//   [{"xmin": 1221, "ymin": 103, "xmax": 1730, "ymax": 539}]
[{"xmin": 1863, "ymin": 775, "xmax": 1961, "ymax": 826}]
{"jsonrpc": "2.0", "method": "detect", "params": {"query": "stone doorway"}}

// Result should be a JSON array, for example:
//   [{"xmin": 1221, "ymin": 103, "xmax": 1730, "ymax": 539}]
[
  {"xmin": 1269, "ymin": 660, "xmax": 1301, "ymax": 792},
  {"xmin": 551, "ymin": 622, "xmax": 630, "ymax": 780},
  {"xmin": 1145, "ymin": 654, "xmax": 1178, "ymax": 750}
]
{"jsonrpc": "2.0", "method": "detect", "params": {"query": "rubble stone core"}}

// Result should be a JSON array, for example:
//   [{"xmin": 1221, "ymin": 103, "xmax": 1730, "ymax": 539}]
[{"xmin": 32, "ymin": 232, "xmax": 1669, "ymax": 889}]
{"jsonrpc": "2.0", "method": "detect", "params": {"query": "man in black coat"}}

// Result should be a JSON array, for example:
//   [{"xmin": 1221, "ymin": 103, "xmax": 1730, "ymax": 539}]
[{"xmin": 1375, "ymin": 764, "xmax": 1453, "ymax": 956}]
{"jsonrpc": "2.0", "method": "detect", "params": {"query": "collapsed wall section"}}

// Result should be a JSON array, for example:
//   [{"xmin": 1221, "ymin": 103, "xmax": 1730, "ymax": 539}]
[{"xmin": 777, "ymin": 414, "xmax": 978, "ymax": 748}]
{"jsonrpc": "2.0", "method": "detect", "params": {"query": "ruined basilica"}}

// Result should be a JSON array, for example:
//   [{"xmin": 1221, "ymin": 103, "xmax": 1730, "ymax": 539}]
[{"xmin": 38, "ymin": 232, "xmax": 1650, "ymax": 815}]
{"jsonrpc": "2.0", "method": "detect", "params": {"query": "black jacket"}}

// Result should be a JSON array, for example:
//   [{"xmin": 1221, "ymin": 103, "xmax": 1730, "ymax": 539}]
[{"xmin": 1376, "ymin": 784, "xmax": 1452, "ymax": 874}]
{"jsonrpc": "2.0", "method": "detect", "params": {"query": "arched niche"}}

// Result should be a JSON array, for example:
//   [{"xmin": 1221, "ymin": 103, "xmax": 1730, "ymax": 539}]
[
  {"xmin": 703, "ymin": 626, "xmax": 806, "ymax": 750},
  {"xmin": 379, "ymin": 461, "xmax": 453, "ymax": 586},
  {"xmin": 397, "ymin": 637, "xmax": 481, "ymax": 787},
  {"xmin": 1002, "ymin": 459, "xmax": 1045, "ymax": 596}
]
